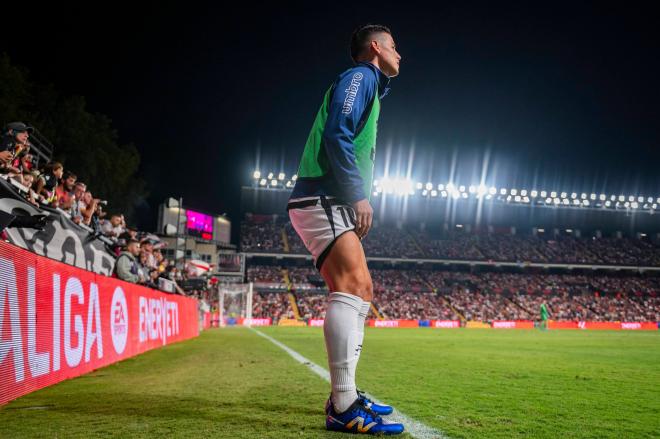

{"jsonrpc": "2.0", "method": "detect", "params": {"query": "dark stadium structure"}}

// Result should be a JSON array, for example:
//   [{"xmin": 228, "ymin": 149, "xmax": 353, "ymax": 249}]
[{"xmin": 240, "ymin": 175, "xmax": 660, "ymax": 324}]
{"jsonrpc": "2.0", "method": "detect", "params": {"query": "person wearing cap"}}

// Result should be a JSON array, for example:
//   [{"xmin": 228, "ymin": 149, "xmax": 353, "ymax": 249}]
[
  {"xmin": 1, "ymin": 122, "xmax": 33, "ymax": 172},
  {"xmin": 140, "ymin": 238, "xmax": 157, "ymax": 269}
]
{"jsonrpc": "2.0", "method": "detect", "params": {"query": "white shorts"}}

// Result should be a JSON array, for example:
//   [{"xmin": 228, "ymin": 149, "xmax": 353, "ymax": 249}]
[{"xmin": 287, "ymin": 195, "xmax": 357, "ymax": 269}]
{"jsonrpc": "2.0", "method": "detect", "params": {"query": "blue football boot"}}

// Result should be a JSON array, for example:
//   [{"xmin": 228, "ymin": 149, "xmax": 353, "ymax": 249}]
[
  {"xmin": 357, "ymin": 389, "xmax": 394, "ymax": 416},
  {"xmin": 325, "ymin": 397, "xmax": 404, "ymax": 435}
]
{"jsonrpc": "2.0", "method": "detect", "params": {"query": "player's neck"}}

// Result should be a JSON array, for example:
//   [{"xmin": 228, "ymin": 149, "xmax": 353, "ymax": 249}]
[{"xmin": 359, "ymin": 57, "xmax": 381, "ymax": 71}]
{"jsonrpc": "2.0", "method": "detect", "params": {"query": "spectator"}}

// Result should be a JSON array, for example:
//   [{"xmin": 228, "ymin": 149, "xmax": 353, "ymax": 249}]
[
  {"xmin": 74, "ymin": 191, "xmax": 99, "ymax": 226},
  {"xmin": 140, "ymin": 238, "xmax": 157, "ymax": 269},
  {"xmin": 115, "ymin": 239, "xmax": 142, "ymax": 284},
  {"xmin": 70, "ymin": 182, "xmax": 86, "ymax": 219},
  {"xmin": 34, "ymin": 161, "xmax": 63, "ymax": 205},
  {"xmin": 101, "ymin": 214, "xmax": 125, "ymax": 240},
  {"xmin": 0, "ymin": 122, "xmax": 32, "ymax": 174},
  {"xmin": 55, "ymin": 170, "xmax": 77, "ymax": 210},
  {"xmin": 18, "ymin": 171, "xmax": 39, "ymax": 206},
  {"xmin": 13, "ymin": 152, "xmax": 34, "ymax": 174}
]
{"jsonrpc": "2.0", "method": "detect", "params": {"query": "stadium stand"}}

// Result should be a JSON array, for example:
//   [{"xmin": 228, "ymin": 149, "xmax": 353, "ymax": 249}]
[
  {"xmin": 247, "ymin": 264, "xmax": 660, "ymax": 323},
  {"xmin": 242, "ymin": 216, "xmax": 660, "ymax": 266}
]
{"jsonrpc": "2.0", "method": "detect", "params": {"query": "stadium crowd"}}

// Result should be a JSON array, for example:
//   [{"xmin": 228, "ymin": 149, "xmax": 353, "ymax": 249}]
[
  {"xmin": 0, "ymin": 121, "xmax": 198, "ymax": 295},
  {"xmin": 248, "ymin": 265, "xmax": 660, "ymax": 322},
  {"xmin": 241, "ymin": 217, "xmax": 660, "ymax": 266}
]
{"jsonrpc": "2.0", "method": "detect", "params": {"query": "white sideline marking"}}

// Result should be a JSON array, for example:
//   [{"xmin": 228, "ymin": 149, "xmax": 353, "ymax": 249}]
[{"xmin": 251, "ymin": 328, "xmax": 447, "ymax": 439}]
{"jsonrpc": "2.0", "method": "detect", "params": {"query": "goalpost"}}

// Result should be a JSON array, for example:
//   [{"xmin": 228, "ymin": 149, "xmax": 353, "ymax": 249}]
[
  {"xmin": 217, "ymin": 281, "xmax": 253, "ymax": 327},
  {"xmin": 214, "ymin": 252, "xmax": 255, "ymax": 327}
]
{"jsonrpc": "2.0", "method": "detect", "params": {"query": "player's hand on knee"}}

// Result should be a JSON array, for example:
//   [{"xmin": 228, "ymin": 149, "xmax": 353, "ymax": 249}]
[{"xmin": 352, "ymin": 199, "xmax": 373, "ymax": 238}]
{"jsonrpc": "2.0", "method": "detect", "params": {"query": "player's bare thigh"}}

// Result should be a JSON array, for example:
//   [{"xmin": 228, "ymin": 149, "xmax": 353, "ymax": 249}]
[{"xmin": 319, "ymin": 231, "xmax": 373, "ymax": 302}]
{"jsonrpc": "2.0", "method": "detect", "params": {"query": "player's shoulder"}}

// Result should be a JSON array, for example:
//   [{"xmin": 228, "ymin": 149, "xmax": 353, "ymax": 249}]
[{"xmin": 335, "ymin": 63, "xmax": 379, "ymax": 86}]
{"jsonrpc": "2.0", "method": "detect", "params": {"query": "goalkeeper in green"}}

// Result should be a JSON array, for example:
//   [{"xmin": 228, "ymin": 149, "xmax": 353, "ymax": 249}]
[{"xmin": 539, "ymin": 302, "xmax": 550, "ymax": 331}]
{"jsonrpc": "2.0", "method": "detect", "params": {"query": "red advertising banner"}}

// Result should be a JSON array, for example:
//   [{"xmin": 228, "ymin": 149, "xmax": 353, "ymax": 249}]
[
  {"xmin": 549, "ymin": 321, "xmax": 580, "ymax": 329},
  {"xmin": 430, "ymin": 320, "xmax": 461, "ymax": 328},
  {"xmin": 0, "ymin": 241, "xmax": 199, "ymax": 405},
  {"xmin": 620, "ymin": 322, "xmax": 657, "ymax": 330},
  {"xmin": 579, "ymin": 321, "xmax": 621, "ymax": 330},
  {"xmin": 492, "ymin": 320, "xmax": 535, "ymax": 329},
  {"xmin": 369, "ymin": 319, "xmax": 419, "ymax": 328}
]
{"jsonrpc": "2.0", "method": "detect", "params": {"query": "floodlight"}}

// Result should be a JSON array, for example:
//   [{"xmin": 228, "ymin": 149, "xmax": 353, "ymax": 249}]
[
  {"xmin": 551, "ymin": 191, "xmax": 557, "ymax": 198},
  {"xmin": 619, "ymin": 195, "xmax": 625, "ymax": 202},
  {"xmin": 285, "ymin": 181, "xmax": 292, "ymax": 187},
  {"xmin": 278, "ymin": 172, "xmax": 285, "ymax": 180},
  {"xmin": 540, "ymin": 191, "xmax": 547, "ymax": 197},
  {"xmin": 653, "ymin": 203, "xmax": 658, "ymax": 209},
  {"xmin": 545, "ymin": 198, "xmax": 552, "ymax": 203},
  {"xmin": 573, "ymin": 199, "xmax": 579, "ymax": 205},
  {"xmin": 500, "ymin": 188, "xmax": 507, "ymax": 195},
  {"xmin": 452, "ymin": 190, "xmax": 460, "ymax": 199},
  {"xmin": 253, "ymin": 170, "xmax": 261, "ymax": 179},
  {"xmin": 605, "ymin": 201, "xmax": 611, "ymax": 207},
  {"xmin": 426, "ymin": 182, "xmax": 433, "ymax": 191},
  {"xmin": 590, "ymin": 194, "xmax": 596, "ymax": 200},
  {"xmin": 461, "ymin": 192, "xmax": 468, "ymax": 198},
  {"xmin": 292, "ymin": 174, "xmax": 297, "ymax": 181},
  {"xmin": 469, "ymin": 185, "xmax": 476, "ymax": 194},
  {"xmin": 459, "ymin": 185, "xmax": 466, "ymax": 192},
  {"xmin": 583, "ymin": 200, "xmax": 589, "ymax": 206},
  {"xmin": 422, "ymin": 189, "xmax": 428, "ymax": 196},
  {"xmin": 628, "ymin": 195, "xmax": 635, "ymax": 202},
  {"xmin": 562, "ymin": 199, "xmax": 569, "ymax": 205},
  {"xmin": 259, "ymin": 178, "xmax": 267, "ymax": 186},
  {"xmin": 489, "ymin": 186, "xmax": 497, "ymax": 195},
  {"xmin": 530, "ymin": 190, "xmax": 538, "ymax": 197},
  {"xmin": 431, "ymin": 190, "xmax": 438, "ymax": 197},
  {"xmin": 438, "ymin": 184, "xmax": 445, "ymax": 191},
  {"xmin": 553, "ymin": 198, "xmax": 560, "ymax": 204},
  {"xmin": 632, "ymin": 202, "xmax": 639, "ymax": 209},
  {"xmin": 624, "ymin": 201, "xmax": 630, "ymax": 207},
  {"xmin": 271, "ymin": 179, "xmax": 277, "ymax": 186},
  {"xmin": 521, "ymin": 189, "xmax": 528, "ymax": 197},
  {"xmin": 416, "ymin": 182, "xmax": 423, "ymax": 190},
  {"xmin": 647, "ymin": 197, "xmax": 653, "ymax": 203},
  {"xmin": 373, "ymin": 180, "xmax": 379, "ymax": 187},
  {"xmin": 638, "ymin": 196, "xmax": 644, "ymax": 203},
  {"xmin": 267, "ymin": 172, "xmax": 274, "ymax": 179},
  {"xmin": 441, "ymin": 190, "xmax": 448, "ymax": 197},
  {"xmin": 598, "ymin": 194, "xmax": 605, "ymax": 201},
  {"xmin": 561, "ymin": 192, "xmax": 567, "ymax": 199},
  {"xmin": 511, "ymin": 189, "xmax": 518, "ymax": 196},
  {"xmin": 446, "ymin": 183, "xmax": 455, "ymax": 191},
  {"xmin": 514, "ymin": 195, "xmax": 521, "ymax": 202},
  {"xmin": 581, "ymin": 193, "xmax": 587, "ymax": 199}
]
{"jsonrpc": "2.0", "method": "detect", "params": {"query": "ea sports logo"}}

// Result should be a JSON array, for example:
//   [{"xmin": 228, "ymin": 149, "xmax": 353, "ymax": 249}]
[{"xmin": 110, "ymin": 287, "xmax": 128, "ymax": 354}]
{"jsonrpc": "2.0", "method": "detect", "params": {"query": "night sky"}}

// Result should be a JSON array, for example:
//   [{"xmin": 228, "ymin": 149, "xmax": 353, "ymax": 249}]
[{"xmin": 2, "ymin": 2, "xmax": 659, "ymax": 232}]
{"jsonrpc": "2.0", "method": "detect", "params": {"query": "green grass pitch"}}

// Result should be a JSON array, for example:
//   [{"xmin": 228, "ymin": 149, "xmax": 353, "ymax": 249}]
[{"xmin": 1, "ymin": 328, "xmax": 658, "ymax": 438}]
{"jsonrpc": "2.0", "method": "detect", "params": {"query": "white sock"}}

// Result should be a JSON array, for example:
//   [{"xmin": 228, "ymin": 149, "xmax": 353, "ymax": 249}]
[
  {"xmin": 324, "ymin": 292, "xmax": 364, "ymax": 413},
  {"xmin": 355, "ymin": 301, "xmax": 370, "ymax": 378}
]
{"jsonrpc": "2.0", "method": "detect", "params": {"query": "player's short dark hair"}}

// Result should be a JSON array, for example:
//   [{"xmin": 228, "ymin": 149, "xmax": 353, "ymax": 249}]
[{"xmin": 350, "ymin": 24, "xmax": 392, "ymax": 63}]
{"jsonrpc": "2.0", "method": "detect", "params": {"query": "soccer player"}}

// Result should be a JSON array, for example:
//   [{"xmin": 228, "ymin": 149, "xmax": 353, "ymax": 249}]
[
  {"xmin": 540, "ymin": 302, "xmax": 550, "ymax": 331},
  {"xmin": 288, "ymin": 25, "xmax": 403, "ymax": 435}
]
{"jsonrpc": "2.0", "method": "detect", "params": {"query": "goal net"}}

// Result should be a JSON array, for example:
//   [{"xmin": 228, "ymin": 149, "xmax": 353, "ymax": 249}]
[{"xmin": 217, "ymin": 281, "xmax": 253, "ymax": 327}]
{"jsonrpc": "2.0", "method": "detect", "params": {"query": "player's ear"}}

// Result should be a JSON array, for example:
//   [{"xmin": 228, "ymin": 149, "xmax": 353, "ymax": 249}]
[{"xmin": 370, "ymin": 39, "xmax": 381, "ymax": 55}]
